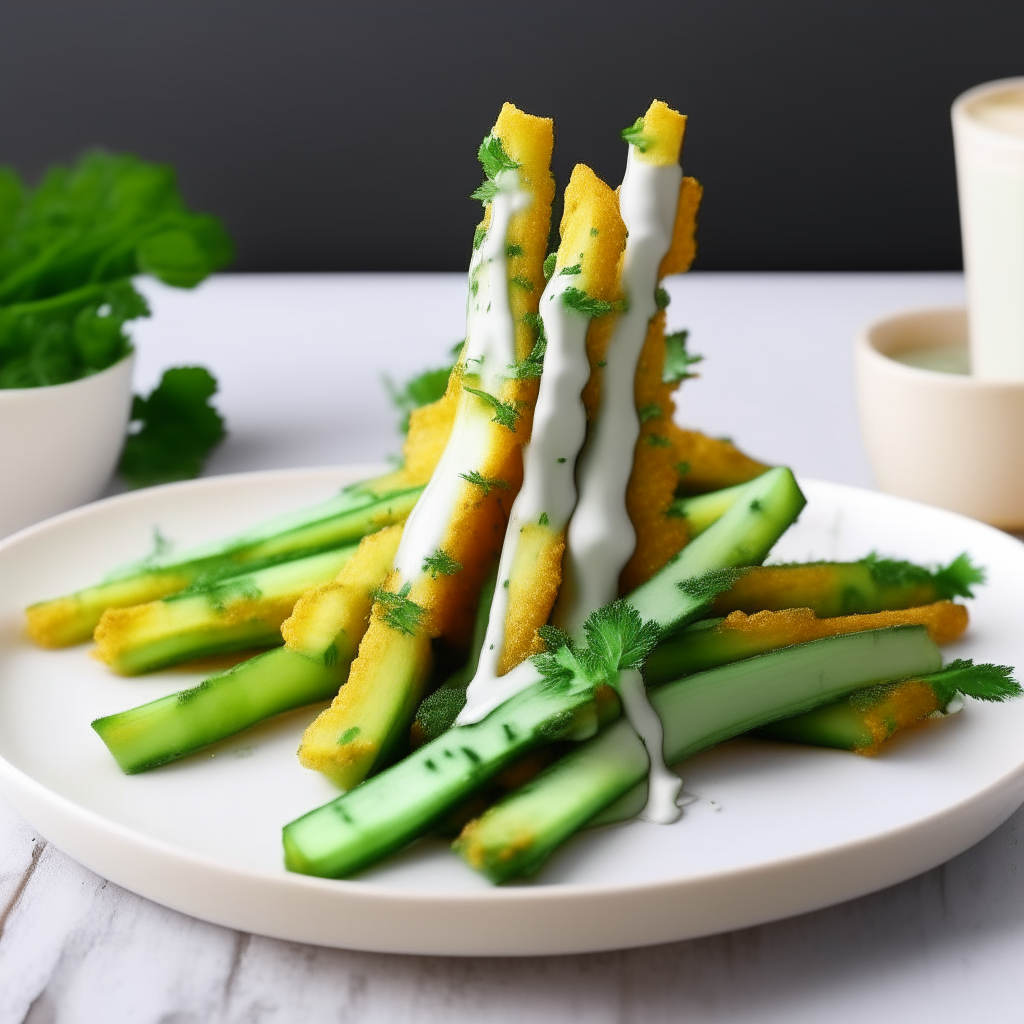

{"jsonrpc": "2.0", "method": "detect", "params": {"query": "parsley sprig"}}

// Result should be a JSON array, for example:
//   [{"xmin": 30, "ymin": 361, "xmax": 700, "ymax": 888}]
[
  {"xmin": 662, "ymin": 330, "xmax": 703, "ymax": 384},
  {"xmin": 621, "ymin": 117, "xmax": 653, "ymax": 153},
  {"xmin": 561, "ymin": 287, "xmax": 625, "ymax": 318},
  {"xmin": 459, "ymin": 470, "xmax": 510, "ymax": 497},
  {"xmin": 471, "ymin": 133, "xmax": 520, "ymax": 206},
  {"xmin": 534, "ymin": 601, "xmax": 661, "ymax": 690},
  {"xmin": 422, "ymin": 549, "xmax": 463, "ymax": 579}
]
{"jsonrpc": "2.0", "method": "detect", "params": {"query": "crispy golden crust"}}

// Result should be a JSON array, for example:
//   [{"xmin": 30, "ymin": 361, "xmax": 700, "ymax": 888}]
[
  {"xmin": 281, "ymin": 524, "xmax": 403, "ymax": 657},
  {"xmin": 660, "ymin": 176, "xmax": 702, "ymax": 278},
  {"xmin": 670, "ymin": 425, "xmax": 770, "ymax": 494},
  {"xmin": 498, "ymin": 523, "xmax": 565, "ymax": 672},
  {"xmin": 852, "ymin": 681, "xmax": 945, "ymax": 756},
  {"xmin": 719, "ymin": 601, "xmax": 969, "ymax": 648}
]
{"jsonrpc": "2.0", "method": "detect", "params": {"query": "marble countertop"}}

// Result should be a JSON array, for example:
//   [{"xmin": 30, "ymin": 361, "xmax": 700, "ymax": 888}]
[{"xmin": 7, "ymin": 271, "xmax": 1022, "ymax": 1024}]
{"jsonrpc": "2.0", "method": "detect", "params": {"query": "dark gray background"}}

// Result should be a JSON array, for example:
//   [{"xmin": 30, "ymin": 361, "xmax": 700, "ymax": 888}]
[{"xmin": 1, "ymin": 0, "xmax": 1020, "ymax": 272}]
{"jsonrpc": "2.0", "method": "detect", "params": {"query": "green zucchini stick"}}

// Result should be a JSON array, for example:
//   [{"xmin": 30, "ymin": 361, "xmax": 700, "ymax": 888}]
[
  {"xmin": 667, "ymin": 480, "xmax": 750, "ymax": 537},
  {"xmin": 644, "ymin": 600, "xmax": 968, "ymax": 685},
  {"xmin": 755, "ymin": 659, "xmax": 1020, "ymax": 755},
  {"xmin": 26, "ymin": 482, "xmax": 422, "ymax": 647},
  {"xmin": 93, "ymin": 544, "xmax": 360, "ymax": 675},
  {"xmin": 281, "ymin": 466, "xmax": 806, "ymax": 878},
  {"xmin": 454, "ymin": 625, "xmax": 943, "ymax": 882},
  {"xmin": 91, "ymin": 525, "xmax": 403, "ymax": 773},
  {"xmin": 710, "ymin": 552, "xmax": 984, "ymax": 619}
]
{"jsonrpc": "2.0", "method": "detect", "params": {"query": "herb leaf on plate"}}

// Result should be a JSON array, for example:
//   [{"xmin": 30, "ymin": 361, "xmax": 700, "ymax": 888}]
[{"xmin": 119, "ymin": 366, "xmax": 226, "ymax": 488}]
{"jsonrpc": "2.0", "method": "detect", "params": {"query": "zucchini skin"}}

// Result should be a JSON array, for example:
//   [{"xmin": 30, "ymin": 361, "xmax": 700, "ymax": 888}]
[
  {"xmin": 92, "ymin": 647, "xmax": 344, "ymax": 773},
  {"xmin": 627, "ymin": 467, "xmax": 807, "ymax": 632},
  {"xmin": 667, "ymin": 481, "xmax": 750, "ymax": 537},
  {"xmin": 26, "ymin": 484, "xmax": 422, "ymax": 647},
  {"xmin": 456, "ymin": 625, "xmax": 942, "ymax": 881},
  {"xmin": 711, "ymin": 562, "xmax": 955, "ymax": 618},
  {"xmin": 94, "ymin": 545, "xmax": 358, "ymax": 675}
]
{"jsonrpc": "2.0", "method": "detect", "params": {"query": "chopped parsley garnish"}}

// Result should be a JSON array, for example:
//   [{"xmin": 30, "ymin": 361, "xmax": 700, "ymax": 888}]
[
  {"xmin": 472, "ymin": 225, "xmax": 487, "ymax": 251},
  {"xmin": 559, "ymin": 263, "xmax": 582, "ymax": 277},
  {"xmin": 590, "ymin": 227, "xmax": 600, "ymax": 236},
  {"xmin": 539, "ymin": 512, "xmax": 549, "ymax": 526},
  {"xmin": 638, "ymin": 402, "xmax": 663, "ymax": 424},
  {"xmin": 463, "ymin": 384, "xmax": 521, "ymax": 430},
  {"xmin": 621, "ymin": 117, "xmax": 653, "ymax": 153},
  {"xmin": 861, "ymin": 551, "xmax": 986, "ymax": 599},
  {"xmin": 372, "ymin": 582, "xmax": 424, "ymax": 636},
  {"xmin": 506, "ymin": 243, "xmax": 524, "ymax": 258},
  {"xmin": 477, "ymin": 132, "xmax": 520, "ymax": 179},
  {"xmin": 422, "ymin": 549, "xmax": 463, "ymax": 579},
  {"xmin": 561, "ymin": 287, "xmax": 625, "ymax": 318},
  {"xmin": 459, "ymin": 470, "xmax": 510, "ymax": 496},
  {"xmin": 510, "ymin": 275, "xmax": 534, "ymax": 292},
  {"xmin": 512, "ymin": 328, "xmax": 547, "ymax": 379},
  {"xmin": 471, "ymin": 133, "xmax": 519, "ymax": 206},
  {"xmin": 644, "ymin": 433, "xmax": 672, "ymax": 448},
  {"xmin": 677, "ymin": 568, "xmax": 749, "ymax": 604},
  {"xmin": 663, "ymin": 329, "xmax": 703, "ymax": 384},
  {"xmin": 655, "ymin": 286, "xmax": 671, "ymax": 310},
  {"xmin": 542, "ymin": 252, "xmax": 558, "ymax": 280}
]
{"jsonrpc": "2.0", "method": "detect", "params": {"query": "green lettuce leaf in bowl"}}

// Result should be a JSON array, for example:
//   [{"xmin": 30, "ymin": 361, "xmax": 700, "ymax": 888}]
[{"xmin": 0, "ymin": 151, "xmax": 233, "ymax": 389}]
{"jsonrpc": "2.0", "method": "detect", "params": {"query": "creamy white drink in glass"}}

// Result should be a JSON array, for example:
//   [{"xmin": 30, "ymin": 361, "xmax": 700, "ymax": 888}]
[{"xmin": 953, "ymin": 78, "xmax": 1024, "ymax": 379}]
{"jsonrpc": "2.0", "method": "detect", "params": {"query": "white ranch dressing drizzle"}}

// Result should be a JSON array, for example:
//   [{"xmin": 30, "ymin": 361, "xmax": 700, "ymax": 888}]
[
  {"xmin": 559, "ymin": 151, "xmax": 683, "ymax": 822},
  {"xmin": 393, "ymin": 168, "xmax": 528, "ymax": 582},
  {"xmin": 461, "ymin": 147, "xmax": 685, "ymax": 824},
  {"xmin": 459, "ymin": 272, "xmax": 593, "ymax": 722},
  {"xmin": 560, "ymin": 151, "xmax": 682, "ymax": 635}
]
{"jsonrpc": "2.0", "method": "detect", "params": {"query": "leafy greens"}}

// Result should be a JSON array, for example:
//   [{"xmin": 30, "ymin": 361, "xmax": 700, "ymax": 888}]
[
  {"xmin": 119, "ymin": 367, "xmax": 226, "ymax": 488},
  {"xmin": 0, "ymin": 151, "xmax": 233, "ymax": 389}
]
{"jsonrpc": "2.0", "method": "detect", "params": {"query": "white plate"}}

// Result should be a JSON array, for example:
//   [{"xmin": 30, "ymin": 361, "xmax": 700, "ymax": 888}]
[{"xmin": 1, "ymin": 467, "xmax": 1024, "ymax": 956}]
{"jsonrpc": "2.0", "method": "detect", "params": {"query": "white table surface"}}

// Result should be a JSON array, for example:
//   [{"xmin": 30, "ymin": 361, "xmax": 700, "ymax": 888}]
[{"xmin": 10, "ymin": 271, "xmax": 1024, "ymax": 1024}]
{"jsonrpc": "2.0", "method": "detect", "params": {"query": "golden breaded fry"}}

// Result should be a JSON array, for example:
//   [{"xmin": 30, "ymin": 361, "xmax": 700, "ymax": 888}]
[
  {"xmin": 618, "ymin": 101, "xmax": 698, "ymax": 593},
  {"xmin": 496, "ymin": 163, "xmax": 627, "ymax": 672},
  {"xmin": 25, "ymin": 572, "xmax": 193, "ymax": 649},
  {"xmin": 659, "ymin": 177, "xmax": 702, "ymax": 278},
  {"xmin": 299, "ymin": 104, "xmax": 555, "ymax": 788},
  {"xmin": 720, "ymin": 600, "xmax": 969, "ymax": 648},
  {"xmin": 669, "ymin": 424, "xmax": 771, "ymax": 494},
  {"xmin": 415, "ymin": 102, "xmax": 556, "ymax": 649},
  {"xmin": 633, "ymin": 99, "xmax": 688, "ymax": 168},
  {"xmin": 495, "ymin": 101, "xmax": 558, "ymax": 362},
  {"xmin": 499, "ymin": 523, "xmax": 566, "ymax": 670}
]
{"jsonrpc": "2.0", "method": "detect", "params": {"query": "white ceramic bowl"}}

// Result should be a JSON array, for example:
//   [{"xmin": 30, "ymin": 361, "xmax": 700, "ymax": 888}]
[
  {"xmin": 0, "ymin": 354, "xmax": 134, "ymax": 538},
  {"xmin": 855, "ymin": 307, "xmax": 1024, "ymax": 530}
]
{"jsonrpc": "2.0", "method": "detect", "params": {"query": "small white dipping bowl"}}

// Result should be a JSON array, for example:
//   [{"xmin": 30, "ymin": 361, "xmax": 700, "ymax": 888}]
[
  {"xmin": 0, "ymin": 353, "xmax": 134, "ymax": 538},
  {"xmin": 855, "ymin": 307, "xmax": 1024, "ymax": 530}
]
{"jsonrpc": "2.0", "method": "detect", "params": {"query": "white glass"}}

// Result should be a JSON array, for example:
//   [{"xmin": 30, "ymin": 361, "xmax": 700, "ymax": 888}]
[{"xmin": 953, "ymin": 78, "xmax": 1024, "ymax": 379}]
